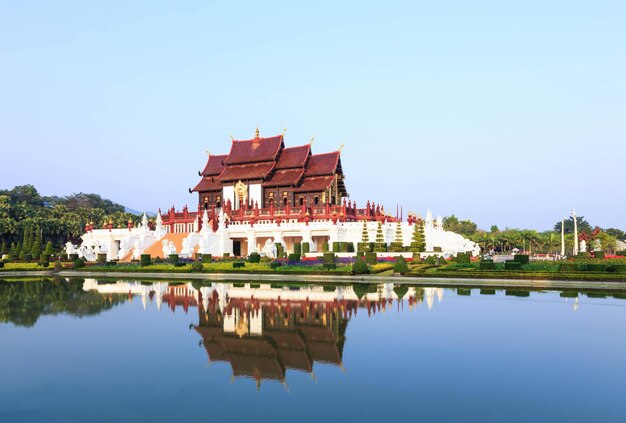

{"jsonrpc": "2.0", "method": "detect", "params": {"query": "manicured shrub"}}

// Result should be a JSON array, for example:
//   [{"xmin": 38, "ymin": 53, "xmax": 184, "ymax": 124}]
[
  {"xmin": 559, "ymin": 262, "xmax": 577, "ymax": 272},
  {"xmin": 437, "ymin": 256, "xmax": 447, "ymax": 266},
  {"xmin": 352, "ymin": 258, "xmax": 370, "ymax": 275},
  {"xmin": 154, "ymin": 256, "xmax": 163, "ymax": 264},
  {"xmin": 53, "ymin": 260, "xmax": 62, "ymax": 272},
  {"xmin": 73, "ymin": 258, "xmax": 85, "ymax": 269},
  {"xmin": 301, "ymin": 242, "xmax": 310, "ymax": 254},
  {"xmin": 323, "ymin": 252, "xmax": 336, "ymax": 264},
  {"xmin": 294, "ymin": 243, "xmax": 302, "ymax": 255},
  {"xmin": 322, "ymin": 242, "xmax": 329, "ymax": 252},
  {"xmin": 270, "ymin": 261, "xmax": 282, "ymax": 269},
  {"xmin": 357, "ymin": 242, "xmax": 371, "ymax": 252},
  {"xmin": 513, "ymin": 254, "xmax": 529, "ymax": 264},
  {"xmin": 233, "ymin": 262, "xmax": 245, "ymax": 268},
  {"xmin": 201, "ymin": 254, "xmax": 212, "ymax": 263},
  {"xmin": 433, "ymin": 247, "xmax": 442, "ymax": 252},
  {"xmin": 69, "ymin": 253, "xmax": 79, "ymax": 261},
  {"xmin": 333, "ymin": 241, "xmax": 341, "ymax": 252},
  {"xmin": 616, "ymin": 251, "xmax": 626, "ymax": 257},
  {"xmin": 23, "ymin": 253, "xmax": 32, "ymax": 262},
  {"xmin": 577, "ymin": 252, "xmax": 591, "ymax": 258},
  {"xmin": 356, "ymin": 251, "xmax": 365, "ymax": 259},
  {"xmin": 393, "ymin": 256, "xmax": 409, "ymax": 274},
  {"xmin": 169, "ymin": 254, "xmax": 179, "ymax": 264},
  {"xmin": 39, "ymin": 253, "xmax": 50, "ymax": 267},
  {"xmin": 456, "ymin": 253, "xmax": 471, "ymax": 264},
  {"xmin": 389, "ymin": 242, "xmax": 404, "ymax": 253},
  {"xmin": 424, "ymin": 256, "xmax": 436, "ymax": 265},
  {"xmin": 191, "ymin": 261, "xmax": 204, "ymax": 272},
  {"xmin": 412, "ymin": 252, "xmax": 421, "ymax": 261},
  {"xmin": 373, "ymin": 243, "xmax": 387, "ymax": 253},
  {"xmin": 594, "ymin": 251, "xmax": 605, "ymax": 259},
  {"xmin": 323, "ymin": 263, "xmax": 337, "ymax": 270},
  {"xmin": 504, "ymin": 261, "xmax": 522, "ymax": 270},
  {"xmin": 140, "ymin": 254, "xmax": 151, "ymax": 266},
  {"xmin": 479, "ymin": 261, "xmax": 496, "ymax": 270},
  {"xmin": 248, "ymin": 252, "xmax": 261, "ymax": 263},
  {"xmin": 288, "ymin": 253, "xmax": 301, "ymax": 262},
  {"xmin": 223, "ymin": 253, "xmax": 231, "ymax": 258},
  {"xmin": 174, "ymin": 262, "xmax": 186, "ymax": 267},
  {"xmin": 365, "ymin": 252, "xmax": 377, "ymax": 265}
]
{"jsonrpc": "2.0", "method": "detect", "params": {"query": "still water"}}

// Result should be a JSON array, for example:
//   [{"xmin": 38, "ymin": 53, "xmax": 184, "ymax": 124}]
[{"xmin": 1, "ymin": 278, "xmax": 625, "ymax": 422}]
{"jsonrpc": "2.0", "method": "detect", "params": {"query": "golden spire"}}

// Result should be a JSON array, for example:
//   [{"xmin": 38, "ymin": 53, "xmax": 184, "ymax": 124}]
[
  {"xmin": 230, "ymin": 134, "xmax": 234, "ymax": 142},
  {"xmin": 338, "ymin": 143, "xmax": 345, "ymax": 152},
  {"xmin": 255, "ymin": 127, "xmax": 260, "ymax": 138},
  {"xmin": 309, "ymin": 136, "xmax": 315, "ymax": 145},
  {"xmin": 282, "ymin": 128, "xmax": 287, "ymax": 137},
  {"xmin": 205, "ymin": 149, "xmax": 210, "ymax": 156}
]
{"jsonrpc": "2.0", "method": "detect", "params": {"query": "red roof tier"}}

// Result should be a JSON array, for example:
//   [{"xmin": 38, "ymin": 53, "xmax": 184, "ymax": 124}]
[
  {"xmin": 201, "ymin": 154, "xmax": 227, "ymax": 176},
  {"xmin": 263, "ymin": 168, "xmax": 305, "ymax": 187},
  {"xmin": 304, "ymin": 152, "xmax": 340, "ymax": 176},
  {"xmin": 293, "ymin": 175, "xmax": 334, "ymax": 192},
  {"xmin": 192, "ymin": 177, "xmax": 222, "ymax": 192},
  {"xmin": 224, "ymin": 135, "xmax": 284, "ymax": 165},
  {"xmin": 217, "ymin": 162, "xmax": 275, "ymax": 182},
  {"xmin": 275, "ymin": 145, "xmax": 311, "ymax": 170}
]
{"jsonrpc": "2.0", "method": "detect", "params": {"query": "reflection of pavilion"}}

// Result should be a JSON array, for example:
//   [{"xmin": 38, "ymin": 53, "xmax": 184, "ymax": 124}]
[{"xmin": 82, "ymin": 279, "xmax": 435, "ymax": 387}]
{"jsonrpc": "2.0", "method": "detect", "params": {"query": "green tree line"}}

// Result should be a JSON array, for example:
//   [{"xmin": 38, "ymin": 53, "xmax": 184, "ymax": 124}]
[
  {"xmin": 0, "ymin": 185, "xmax": 142, "ymax": 256},
  {"xmin": 443, "ymin": 214, "xmax": 625, "ymax": 254}
]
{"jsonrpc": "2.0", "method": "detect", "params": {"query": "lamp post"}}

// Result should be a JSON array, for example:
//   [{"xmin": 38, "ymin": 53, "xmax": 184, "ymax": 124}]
[
  {"xmin": 571, "ymin": 209, "xmax": 579, "ymax": 256},
  {"xmin": 560, "ymin": 217, "xmax": 565, "ymax": 256}
]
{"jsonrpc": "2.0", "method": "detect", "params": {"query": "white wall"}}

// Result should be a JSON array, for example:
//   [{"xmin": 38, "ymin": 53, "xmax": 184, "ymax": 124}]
[
  {"xmin": 249, "ymin": 183, "xmax": 262, "ymax": 207},
  {"xmin": 223, "ymin": 185, "xmax": 235, "ymax": 208}
]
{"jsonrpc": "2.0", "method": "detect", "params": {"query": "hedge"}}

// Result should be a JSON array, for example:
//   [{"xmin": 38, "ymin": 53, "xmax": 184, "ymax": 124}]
[
  {"xmin": 323, "ymin": 252, "xmax": 336, "ymax": 264},
  {"xmin": 456, "ymin": 253, "xmax": 471, "ymax": 264},
  {"xmin": 352, "ymin": 259, "xmax": 369, "ymax": 275},
  {"xmin": 479, "ymin": 261, "xmax": 496, "ymax": 270},
  {"xmin": 248, "ymin": 252, "xmax": 261, "ymax": 263},
  {"xmin": 393, "ymin": 256, "xmax": 409, "ymax": 274},
  {"xmin": 39, "ymin": 253, "xmax": 50, "ymax": 267},
  {"xmin": 504, "ymin": 261, "xmax": 522, "ymax": 270},
  {"xmin": 513, "ymin": 254, "xmax": 529, "ymax": 264},
  {"xmin": 169, "ymin": 254, "xmax": 179, "ymax": 264},
  {"xmin": 288, "ymin": 253, "xmax": 301, "ymax": 262},
  {"xmin": 140, "ymin": 254, "xmax": 151, "ymax": 266},
  {"xmin": 201, "ymin": 254, "xmax": 212, "ymax": 263},
  {"xmin": 301, "ymin": 242, "xmax": 310, "ymax": 254},
  {"xmin": 594, "ymin": 251, "xmax": 605, "ymax": 259},
  {"xmin": 233, "ymin": 262, "xmax": 245, "ymax": 268},
  {"xmin": 365, "ymin": 252, "xmax": 377, "ymax": 265},
  {"xmin": 294, "ymin": 243, "xmax": 302, "ymax": 255}
]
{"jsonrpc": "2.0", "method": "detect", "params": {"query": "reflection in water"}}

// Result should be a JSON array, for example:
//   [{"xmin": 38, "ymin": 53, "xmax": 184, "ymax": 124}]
[
  {"xmin": 0, "ymin": 277, "xmax": 128, "ymax": 327},
  {"xmin": 81, "ymin": 279, "xmax": 428, "ymax": 387}
]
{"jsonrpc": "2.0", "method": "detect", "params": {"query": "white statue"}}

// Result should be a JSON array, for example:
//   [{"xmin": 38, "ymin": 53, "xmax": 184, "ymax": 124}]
[
  {"xmin": 161, "ymin": 239, "xmax": 170, "ymax": 259},
  {"xmin": 580, "ymin": 239, "xmax": 587, "ymax": 253},
  {"xmin": 262, "ymin": 238, "xmax": 277, "ymax": 259}
]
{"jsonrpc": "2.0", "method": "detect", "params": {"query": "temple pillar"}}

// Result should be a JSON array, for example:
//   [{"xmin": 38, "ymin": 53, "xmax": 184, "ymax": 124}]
[{"xmin": 247, "ymin": 232, "xmax": 258, "ymax": 254}]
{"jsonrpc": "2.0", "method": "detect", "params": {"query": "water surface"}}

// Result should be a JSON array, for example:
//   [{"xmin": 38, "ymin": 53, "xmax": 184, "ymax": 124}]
[{"xmin": 1, "ymin": 278, "xmax": 625, "ymax": 422}]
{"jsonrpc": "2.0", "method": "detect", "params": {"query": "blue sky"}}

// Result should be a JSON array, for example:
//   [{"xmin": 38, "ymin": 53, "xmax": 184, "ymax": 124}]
[{"xmin": 0, "ymin": 1, "xmax": 624, "ymax": 230}]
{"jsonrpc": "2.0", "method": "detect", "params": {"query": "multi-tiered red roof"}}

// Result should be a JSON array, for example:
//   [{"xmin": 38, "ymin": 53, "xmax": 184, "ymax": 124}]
[{"xmin": 192, "ymin": 131, "xmax": 347, "ymax": 200}]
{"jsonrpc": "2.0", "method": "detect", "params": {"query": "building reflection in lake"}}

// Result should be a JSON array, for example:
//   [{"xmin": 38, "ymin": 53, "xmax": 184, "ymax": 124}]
[{"xmin": 82, "ymin": 279, "xmax": 430, "ymax": 387}]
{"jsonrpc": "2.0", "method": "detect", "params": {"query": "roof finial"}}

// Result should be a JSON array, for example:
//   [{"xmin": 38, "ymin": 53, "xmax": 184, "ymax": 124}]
[
  {"xmin": 338, "ymin": 143, "xmax": 345, "ymax": 152},
  {"xmin": 205, "ymin": 149, "xmax": 210, "ymax": 156},
  {"xmin": 230, "ymin": 134, "xmax": 234, "ymax": 142},
  {"xmin": 282, "ymin": 128, "xmax": 287, "ymax": 137},
  {"xmin": 309, "ymin": 136, "xmax": 315, "ymax": 145},
  {"xmin": 255, "ymin": 127, "xmax": 260, "ymax": 139}
]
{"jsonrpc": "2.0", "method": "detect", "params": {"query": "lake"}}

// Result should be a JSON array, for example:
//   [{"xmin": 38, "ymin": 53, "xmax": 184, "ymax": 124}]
[{"xmin": 1, "ymin": 277, "xmax": 625, "ymax": 422}]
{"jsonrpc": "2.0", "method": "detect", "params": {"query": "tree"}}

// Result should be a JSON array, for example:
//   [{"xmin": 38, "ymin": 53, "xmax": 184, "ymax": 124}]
[
  {"xmin": 0, "ymin": 241, "xmax": 7, "ymax": 255},
  {"xmin": 44, "ymin": 241, "xmax": 54, "ymax": 255},
  {"xmin": 443, "ymin": 214, "xmax": 477, "ymax": 236},
  {"xmin": 596, "ymin": 232, "xmax": 617, "ymax": 254},
  {"xmin": 31, "ymin": 228, "xmax": 43, "ymax": 259},
  {"xmin": 361, "ymin": 221, "xmax": 369, "ymax": 242},
  {"xmin": 604, "ymin": 228, "xmax": 626, "ymax": 241},
  {"xmin": 490, "ymin": 225, "xmax": 499, "ymax": 233},
  {"xmin": 554, "ymin": 216, "xmax": 592, "ymax": 234},
  {"xmin": 375, "ymin": 222, "xmax": 384, "ymax": 244},
  {"xmin": 411, "ymin": 220, "xmax": 426, "ymax": 252},
  {"xmin": 394, "ymin": 222, "xmax": 403, "ymax": 243}
]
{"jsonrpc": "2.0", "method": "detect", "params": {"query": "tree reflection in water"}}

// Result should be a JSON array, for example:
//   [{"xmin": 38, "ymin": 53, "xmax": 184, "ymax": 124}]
[{"xmin": 0, "ymin": 277, "xmax": 129, "ymax": 327}]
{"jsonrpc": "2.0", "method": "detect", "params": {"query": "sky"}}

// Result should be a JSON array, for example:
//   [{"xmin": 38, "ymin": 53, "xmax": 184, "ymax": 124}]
[{"xmin": 0, "ymin": 1, "xmax": 624, "ymax": 231}]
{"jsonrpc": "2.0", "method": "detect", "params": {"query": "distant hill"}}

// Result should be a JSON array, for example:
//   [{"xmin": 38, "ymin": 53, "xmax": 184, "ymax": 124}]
[{"xmin": 124, "ymin": 207, "xmax": 156, "ymax": 217}]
